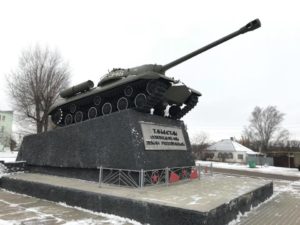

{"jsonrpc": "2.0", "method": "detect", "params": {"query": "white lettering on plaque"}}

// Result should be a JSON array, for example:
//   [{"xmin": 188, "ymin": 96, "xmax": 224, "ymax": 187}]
[{"xmin": 140, "ymin": 122, "xmax": 187, "ymax": 150}]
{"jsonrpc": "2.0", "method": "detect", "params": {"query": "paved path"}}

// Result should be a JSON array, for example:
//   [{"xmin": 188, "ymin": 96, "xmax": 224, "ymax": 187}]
[
  {"xmin": 0, "ymin": 189, "xmax": 137, "ymax": 225},
  {"xmin": 213, "ymin": 167, "xmax": 300, "ymax": 181},
  {"xmin": 214, "ymin": 171, "xmax": 300, "ymax": 225}
]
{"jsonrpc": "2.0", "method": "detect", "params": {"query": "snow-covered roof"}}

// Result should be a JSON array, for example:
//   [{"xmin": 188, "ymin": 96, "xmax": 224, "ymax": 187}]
[{"xmin": 207, "ymin": 139, "xmax": 258, "ymax": 155}]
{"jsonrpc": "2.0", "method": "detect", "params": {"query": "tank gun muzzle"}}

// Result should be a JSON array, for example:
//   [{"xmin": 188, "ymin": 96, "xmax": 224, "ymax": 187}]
[
  {"xmin": 161, "ymin": 19, "xmax": 261, "ymax": 72},
  {"xmin": 239, "ymin": 19, "xmax": 261, "ymax": 33}
]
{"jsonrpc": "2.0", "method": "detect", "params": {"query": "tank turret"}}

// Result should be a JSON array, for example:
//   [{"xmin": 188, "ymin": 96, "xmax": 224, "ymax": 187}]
[{"xmin": 49, "ymin": 19, "xmax": 261, "ymax": 127}]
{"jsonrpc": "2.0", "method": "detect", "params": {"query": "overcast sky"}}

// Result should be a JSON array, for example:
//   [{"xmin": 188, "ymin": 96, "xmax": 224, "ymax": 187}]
[{"xmin": 0, "ymin": 0, "xmax": 299, "ymax": 141}]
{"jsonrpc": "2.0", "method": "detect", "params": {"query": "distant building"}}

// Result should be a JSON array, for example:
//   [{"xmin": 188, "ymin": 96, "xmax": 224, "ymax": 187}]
[
  {"xmin": 0, "ymin": 111, "xmax": 13, "ymax": 151},
  {"xmin": 203, "ymin": 138, "xmax": 259, "ymax": 163}
]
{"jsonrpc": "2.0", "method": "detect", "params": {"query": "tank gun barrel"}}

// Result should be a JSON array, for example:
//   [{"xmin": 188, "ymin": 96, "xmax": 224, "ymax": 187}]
[{"xmin": 161, "ymin": 19, "xmax": 261, "ymax": 72}]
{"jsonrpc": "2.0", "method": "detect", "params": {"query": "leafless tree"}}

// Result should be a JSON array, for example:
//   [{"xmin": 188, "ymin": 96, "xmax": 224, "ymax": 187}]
[
  {"xmin": 191, "ymin": 132, "xmax": 211, "ymax": 159},
  {"xmin": 6, "ymin": 46, "xmax": 70, "ymax": 133},
  {"xmin": 242, "ymin": 106, "xmax": 287, "ymax": 152},
  {"xmin": 273, "ymin": 129, "xmax": 290, "ymax": 147},
  {"xmin": 286, "ymin": 140, "xmax": 300, "ymax": 151}
]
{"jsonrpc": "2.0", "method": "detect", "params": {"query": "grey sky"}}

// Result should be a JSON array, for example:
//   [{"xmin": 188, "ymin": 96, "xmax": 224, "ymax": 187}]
[{"xmin": 0, "ymin": 0, "xmax": 299, "ymax": 141}]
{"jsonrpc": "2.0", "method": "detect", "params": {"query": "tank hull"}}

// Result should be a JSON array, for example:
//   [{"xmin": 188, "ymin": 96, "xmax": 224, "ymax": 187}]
[{"xmin": 49, "ymin": 72, "xmax": 201, "ymax": 127}]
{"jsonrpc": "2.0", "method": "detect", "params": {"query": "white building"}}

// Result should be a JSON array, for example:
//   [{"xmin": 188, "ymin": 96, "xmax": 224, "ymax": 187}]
[
  {"xmin": 0, "ymin": 111, "xmax": 13, "ymax": 151},
  {"xmin": 204, "ymin": 139, "xmax": 259, "ymax": 163}
]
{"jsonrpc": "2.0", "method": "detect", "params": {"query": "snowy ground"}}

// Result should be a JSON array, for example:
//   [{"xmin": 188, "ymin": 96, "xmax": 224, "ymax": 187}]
[
  {"xmin": 0, "ymin": 151, "xmax": 18, "ymax": 163},
  {"xmin": 195, "ymin": 161, "xmax": 300, "ymax": 225},
  {"xmin": 1, "ymin": 156, "xmax": 300, "ymax": 224},
  {"xmin": 196, "ymin": 160, "xmax": 300, "ymax": 178},
  {"xmin": 195, "ymin": 161, "xmax": 300, "ymax": 224},
  {"xmin": 0, "ymin": 188, "xmax": 142, "ymax": 225},
  {"xmin": 0, "ymin": 165, "xmax": 142, "ymax": 225},
  {"xmin": 228, "ymin": 179, "xmax": 300, "ymax": 225}
]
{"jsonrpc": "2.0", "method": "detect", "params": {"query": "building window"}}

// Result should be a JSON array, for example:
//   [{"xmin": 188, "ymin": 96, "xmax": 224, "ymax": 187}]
[
  {"xmin": 2, "ymin": 116, "xmax": 5, "ymax": 121},
  {"xmin": 238, "ymin": 154, "xmax": 244, "ymax": 160},
  {"xmin": 228, "ymin": 153, "xmax": 233, "ymax": 159},
  {"xmin": 0, "ymin": 126, "xmax": 4, "ymax": 133},
  {"xmin": 205, "ymin": 153, "xmax": 214, "ymax": 159}
]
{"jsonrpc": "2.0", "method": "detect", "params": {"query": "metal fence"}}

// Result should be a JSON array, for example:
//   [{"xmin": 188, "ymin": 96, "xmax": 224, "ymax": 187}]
[
  {"xmin": 98, "ymin": 164, "xmax": 213, "ymax": 188},
  {"xmin": 198, "ymin": 163, "xmax": 214, "ymax": 176},
  {"xmin": 246, "ymin": 155, "xmax": 274, "ymax": 166}
]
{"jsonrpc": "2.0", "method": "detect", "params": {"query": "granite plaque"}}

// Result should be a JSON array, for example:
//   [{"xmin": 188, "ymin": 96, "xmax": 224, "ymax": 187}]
[{"xmin": 140, "ymin": 122, "xmax": 187, "ymax": 150}]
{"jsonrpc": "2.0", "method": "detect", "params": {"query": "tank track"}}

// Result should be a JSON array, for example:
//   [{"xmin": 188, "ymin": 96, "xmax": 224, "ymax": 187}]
[
  {"xmin": 51, "ymin": 79, "xmax": 171, "ymax": 127},
  {"xmin": 170, "ymin": 94, "xmax": 199, "ymax": 120},
  {"xmin": 138, "ymin": 80, "xmax": 170, "ymax": 113}
]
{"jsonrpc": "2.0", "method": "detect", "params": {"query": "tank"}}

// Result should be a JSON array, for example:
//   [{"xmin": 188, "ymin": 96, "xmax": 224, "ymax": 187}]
[{"xmin": 49, "ymin": 19, "xmax": 261, "ymax": 127}]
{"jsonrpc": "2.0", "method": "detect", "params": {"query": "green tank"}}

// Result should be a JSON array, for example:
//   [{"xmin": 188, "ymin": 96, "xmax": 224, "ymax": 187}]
[{"xmin": 49, "ymin": 19, "xmax": 261, "ymax": 127}]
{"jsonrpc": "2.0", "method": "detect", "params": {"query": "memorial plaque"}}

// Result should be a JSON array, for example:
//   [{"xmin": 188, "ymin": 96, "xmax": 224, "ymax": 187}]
[{"xmin": 140, "ymin": 122, "xmax": 187, "ymax": 150}]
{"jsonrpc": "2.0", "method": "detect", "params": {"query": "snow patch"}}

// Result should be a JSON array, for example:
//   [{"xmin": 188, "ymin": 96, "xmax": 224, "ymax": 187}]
[
  {"xmin": 0, "ymin": 219, "xmax": 20, "ymax": 225},
  {"xmin": 63, "ymin": 218, "xmax": 131, "ymax": 225},
  {"xmin": 228, "ymin": 180, "xmax": 300, "ymax": 225},
  {"xmin": 58, "ymin": 202, "xmax": 142, "ymax": 225},
  {"xmin": 0, "ymin": 151, "xmax": 18, "ymax": 163},
  {"xmin": 196, "ymin": 160, "xmax": 300, "ymax": 178},
  {"xmin": 0, "ymin": 163, "xmax": 8, "ymax": 177},
  {"xmin": 188, "ymin": 195, "xmax": 202, "ymax": 205},
  {"xmin": 131, "ymin": 128, "xmax": 143, "ymax": 146}
]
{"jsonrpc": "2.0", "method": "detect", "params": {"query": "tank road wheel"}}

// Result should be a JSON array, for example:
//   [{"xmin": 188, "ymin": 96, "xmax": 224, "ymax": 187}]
[
  {"xmin": 117, "ymin": 97, "xmax": 129, "ymax": 111},
  {"xmin": 134, "ymin": 93, "xmax": 147, "ymax": 108},
  {"xmin": 70, "ymin": 104, "xmax": 76, "ymax": 114},
  {"xmin": 93, "ymin": 96, "xmax": 101, "ymax": 105},
  {"xmin": 102, "ymin": 102, "xmax": 112, "ymax": 115},
  {"xmin": 74, "ymin": 111, "xmax": 83, "ymax": 123},
  {"xmin": 169, "ymin": 105, "xmax": 181, "ymax": 118},
  {"xmin": 64, "ymin": 114, "xmax": 73, "ymax": 125},
  {"xmin": 154, "ymin": 104, "xmax": 166, "ymax": 116},
  {"xmin": 146, "ymin": 80, "xmax": 159, "ymax": 95},
  {"xmin": 52, "ymin": 108, "xmax": 63, "ymax": 125},
  {"xmin": 88, "ymin": 107, "xmax": 97, "ymax": 119},
  {"xmin": 124, "ymin": 86, "xmax": 133, "ymax": 97}
]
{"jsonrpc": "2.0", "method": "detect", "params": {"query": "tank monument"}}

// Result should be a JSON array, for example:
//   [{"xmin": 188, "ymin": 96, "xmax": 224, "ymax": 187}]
[{"xmin": 0, "ymin": 19, "xmax": 273, "ymax": 225}]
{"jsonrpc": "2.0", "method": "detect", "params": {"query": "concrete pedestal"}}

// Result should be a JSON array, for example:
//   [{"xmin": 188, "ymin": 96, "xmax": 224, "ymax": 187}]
[{"xmin": 0, "ymin": 173, "xmax": 273, "ymax": 225}]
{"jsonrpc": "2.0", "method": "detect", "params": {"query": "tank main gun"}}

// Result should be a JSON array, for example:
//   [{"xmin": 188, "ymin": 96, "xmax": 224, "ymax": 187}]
[
  {"xmin": 97, "ymin": 19, "xmax": 261, "ymax": 86},
  {"xmin": 161, "ymin": 19, "xmax": 261, "ymax": 72}
]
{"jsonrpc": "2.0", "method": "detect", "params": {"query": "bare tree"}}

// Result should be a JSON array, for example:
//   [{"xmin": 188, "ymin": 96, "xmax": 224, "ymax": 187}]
[
  {"xmin": 273, "ymin": 129, "xmax": 290, "ymax": 147},
  {"xmin": 242, "ymin": 106, "xmax": 287, "ymax": 152},
  {"xmin": 6, "ymin": 46, "xmax": 70, "ymax": 133},
  {"xmin": 191, "ymin": 132, "xmax": 210, "ymax": 159},
  {"xmin": 286, "ymin": 140, "xmax": 300, "ymax": 151}
]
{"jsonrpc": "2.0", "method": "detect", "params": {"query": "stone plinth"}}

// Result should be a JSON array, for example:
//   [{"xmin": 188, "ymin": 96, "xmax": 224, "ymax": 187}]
[{"xmin": 17, "ymin": 109, "xmax": 194, "ymax": 180}]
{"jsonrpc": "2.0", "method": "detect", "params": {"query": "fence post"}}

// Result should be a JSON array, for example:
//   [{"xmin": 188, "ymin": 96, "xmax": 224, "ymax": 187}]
[
  {"xmin": 210, "ymin": 162, "xmax": 213, "ymax": 176},
  {"xmin": 165, "ymin": 167, "xmax": 169, "ymax": 185},
  {"xmin": 140, "ymin": 169, "xmax": 144, "ymax": 188},
  {"xmin": 98, "ymin": 166, "xmax": 103, "ymax": 187}
]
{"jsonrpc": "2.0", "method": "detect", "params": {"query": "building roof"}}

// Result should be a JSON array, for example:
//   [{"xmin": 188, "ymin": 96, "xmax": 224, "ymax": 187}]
[{"xmin": 207, "ymin": 139, "xmax": 258, "ymax": 155}]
